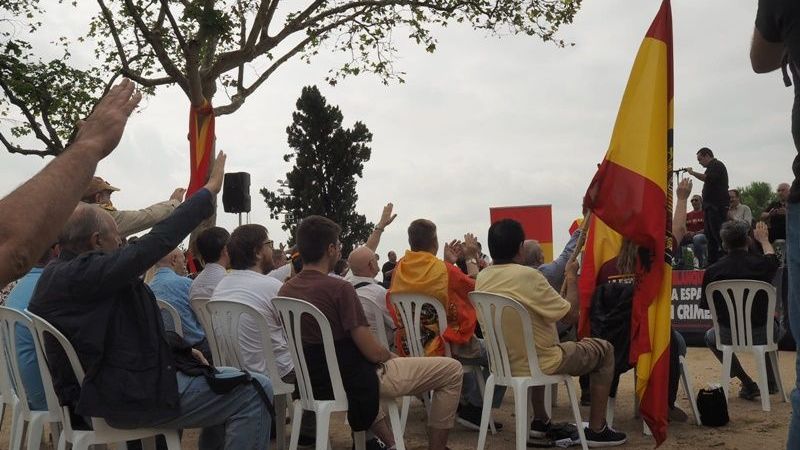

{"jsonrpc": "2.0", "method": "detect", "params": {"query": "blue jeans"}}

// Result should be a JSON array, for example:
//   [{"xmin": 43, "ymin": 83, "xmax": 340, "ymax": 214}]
[
  {"xmin": 112, "ymin": 368, "xmax": 272, "ymax": 450},
  {"xmin": 692, "ymin": 233, "xmax": 707, "ymax": 268},
  {"xmin": 460, "ymin": 339, "xmax": 506, "ymax": 408},
  {"xmin": 786, "ymin": 202, "xmax": 800, "ymax": 448}
]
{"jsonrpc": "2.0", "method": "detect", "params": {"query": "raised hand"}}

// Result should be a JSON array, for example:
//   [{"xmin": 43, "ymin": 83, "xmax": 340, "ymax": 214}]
[
  {"xmin": 203, "ymin": 151, "xmax": 227, "ymax": 195},
  {"xmin": 443, "ymin": 239, "xmax": 459, "ymax": 264},
  {"xmin": 676, "ymin": 178, "xmax": 692, "ymax": 200},
  {"xmin": 378, "ymin": 203, "xmax": 397, "ymax": 229},
  {"xmin": 754, "ymin": 221, "xmax": 770, "ymax": 244},
  {"xmin": 463, "ymin": 233, "xmax": 479, "ymax": 258},
  {"xmin": 170, "ymin": 188, "xmax": 186, "ymax": 203},
  {"xmin": 72, "ymin": 78, "xmax": 142, "ymax": 158}
]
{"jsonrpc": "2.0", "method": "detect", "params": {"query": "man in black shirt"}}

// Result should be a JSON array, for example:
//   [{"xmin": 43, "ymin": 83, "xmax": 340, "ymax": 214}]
[
  {"xmin": 761, "ymin": 182, "xmax": 790, "ymax": 242},
  {"xmin": 751, "ymin": 2, "xmax": 800, "ymax": 445},
  {"xmin": 700, "ymin": 221, "xmax": 780, "ymax": 401},
  {"xmin": 688, "ymin": 147, "xmax": 729, "ymax": 264},
  {"xmin": 381, "ymin": 250, "xmax": 397, "ymax": 287}
]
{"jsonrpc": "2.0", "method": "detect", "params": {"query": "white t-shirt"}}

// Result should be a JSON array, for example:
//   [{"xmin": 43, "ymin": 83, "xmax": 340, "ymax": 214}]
[
  {"xmin": 267, "ymin": 264, "xmax": 292, "ymax": 283},
  {"xmin": 190, "ymin": 263, "xmax": 227, "ymax": 302},
  {"xmin": 349, "ymin": 275, "xmax": 395, "ymax": 346},
  {"xmin": 211, "ymin": 270, "xmax": 293, "ymax": 378}
]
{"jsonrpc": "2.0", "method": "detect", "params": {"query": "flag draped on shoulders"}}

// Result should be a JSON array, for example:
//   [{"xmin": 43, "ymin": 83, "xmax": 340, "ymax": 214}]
[
  {"xmin": 187, "ymin": 101, "xmax": 215, "ymax": 197},
  {"xmin": 582, "ymin": 0, "xmax": 674, "ymax": 445},
  {"xmin": 388, "ymin": 251, "xmax": 477, "ymax": 356}
]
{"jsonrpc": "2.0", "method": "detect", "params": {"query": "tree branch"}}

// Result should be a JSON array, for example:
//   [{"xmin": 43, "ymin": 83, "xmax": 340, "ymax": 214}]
[
  {"xmin": 159, "ymin": 0, "xmax": 189, "ymax": 53},
  {"xmin": 122, "ymin": 0, "xmax": 190, "ymax": 95},
  {"xmin": 96, "ymin": 0, "xmax": 129, "ymax": 67},
  {"xmin": 0, "ymin": 77, "xmax": 56, "ymax": 150},
  {"xmin": 0, "ymin": 131, "xmax": 56, "ymax": 157},
  {"xmin": 119, "ymin": 68, "xmax": 175, "ymax": 87},
  {"xmin": 214, "ymin": 10, "xmax": 364, "ymax": 116}
]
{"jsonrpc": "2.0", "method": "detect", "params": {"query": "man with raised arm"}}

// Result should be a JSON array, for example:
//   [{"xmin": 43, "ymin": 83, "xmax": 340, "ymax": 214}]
[
  {"xmin": 0, "ymin": 79, "xmax": 140, "ymax": 286},
  {"xmin": 29, "ymin": 153, "xmax": 274, "ymax": 449}
]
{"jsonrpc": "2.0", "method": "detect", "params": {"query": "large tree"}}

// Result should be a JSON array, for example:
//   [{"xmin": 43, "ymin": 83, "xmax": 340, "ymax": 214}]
[
  {"xmin": 1, "ymin": 0, "xmax": 581, "ymax": 156},
  {"xmin": 262, "ymin": 85, "xmax": 372, "ymax": 255},
  {"xmin": 738, "ymin": 181, "xmax": 777, "ymax": 219}
]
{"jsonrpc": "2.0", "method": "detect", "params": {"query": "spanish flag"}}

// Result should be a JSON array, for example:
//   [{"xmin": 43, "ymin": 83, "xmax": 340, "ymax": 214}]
[
  {"xmin": 583, "ymin": 0, "xmax": 673, "ymax": 444},
  {"xmin": 577, "ymin": 215, "xmax": 622, "ymax": 338},
  {"xmin": 187, "ymin": 101, "xmax": 215, "ymax": 197}
]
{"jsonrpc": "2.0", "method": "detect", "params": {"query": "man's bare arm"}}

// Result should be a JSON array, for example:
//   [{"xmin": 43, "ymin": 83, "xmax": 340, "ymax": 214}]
[
  {"xmin": 751, "ymin": 27, "xmax": 784, "ymax": 74},
  {"xmin": 0, "ymin": 79, "xmax": 141, "ymax": 286},
  {"xmin": 560, "ymin": 259, "xmax": 580, "ymax": 326},
  {"xmin": 365, "ymin": 202, "xmax": 397, "ymax": 252},
  {"xmin": 672, "ymin": 178, "xmax": 692, "ymax": 243}
]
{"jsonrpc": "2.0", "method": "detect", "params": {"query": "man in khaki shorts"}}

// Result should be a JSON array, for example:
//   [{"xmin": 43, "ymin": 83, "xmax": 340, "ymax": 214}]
[{"xmin": 476, "ymin": 219, "xmax": 626, "ymax": 447}]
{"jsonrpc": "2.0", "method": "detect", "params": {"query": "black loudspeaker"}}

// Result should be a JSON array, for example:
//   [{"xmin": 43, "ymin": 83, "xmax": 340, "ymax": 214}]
[{"xmin": 223, "ymin": 172, "xmax": 251, "ymax": 213}]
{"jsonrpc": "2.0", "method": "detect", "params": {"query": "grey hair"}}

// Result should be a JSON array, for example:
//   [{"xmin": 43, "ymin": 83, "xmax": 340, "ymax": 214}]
[
  {"xmin": 58, "ymin": 204, "xmax": 111, "ymax": 253},
  {"xmin": 720, "ymin": 220, "xmax": 749, "ymax": 251}
]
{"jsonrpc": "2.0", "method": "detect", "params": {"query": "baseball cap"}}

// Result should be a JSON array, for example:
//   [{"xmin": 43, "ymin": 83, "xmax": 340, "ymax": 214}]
[{"xmin": 84, "ymin": 176, "xmax": 120, "ymax": 199}]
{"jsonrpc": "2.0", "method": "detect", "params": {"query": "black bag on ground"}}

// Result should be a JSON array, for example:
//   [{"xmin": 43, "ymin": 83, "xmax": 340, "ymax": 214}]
[{"xmin": 696, "ymin": 386, "xmax": 729, "ymax": 427}]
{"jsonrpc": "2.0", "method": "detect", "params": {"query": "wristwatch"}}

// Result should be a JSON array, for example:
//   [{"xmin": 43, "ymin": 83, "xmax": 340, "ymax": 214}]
[{"xmin": 466, "ymin": 258, "xmax": 478, "ymax": 265}]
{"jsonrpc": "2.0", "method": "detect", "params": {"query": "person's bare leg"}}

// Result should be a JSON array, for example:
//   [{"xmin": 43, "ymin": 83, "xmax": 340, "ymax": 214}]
[
  {"xmin": 428, "ymin": 427, "xmax": 449, "ymax": 450},
  {"xmin": 589, "ymin": 380, "xmax": 612, "ymax": 431},
  {"xmin": 370, "ymin": 417, "xmax": 396, "ymax": 447},
  {"xmin": 530, "ymin": 386, "xmax": 550, "ymax": 422}
]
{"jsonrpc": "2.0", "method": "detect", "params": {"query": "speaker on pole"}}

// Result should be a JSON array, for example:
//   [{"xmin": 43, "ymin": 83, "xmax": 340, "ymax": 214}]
[{"xmin": 223, "ymin": 172, "xmax": 251, "ymax": 213}]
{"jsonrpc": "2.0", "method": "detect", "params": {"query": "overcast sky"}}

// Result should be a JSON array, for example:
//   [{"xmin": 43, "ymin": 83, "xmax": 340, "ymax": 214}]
[{"xmin": 0, "ymin": 0, "xmax": 794, "ymax": 261}]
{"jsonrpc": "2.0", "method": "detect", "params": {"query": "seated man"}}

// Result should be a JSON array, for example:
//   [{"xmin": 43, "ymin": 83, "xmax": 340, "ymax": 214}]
[
  {"xmin": 5, "ymin": 246, "xmax": 57, "ymax": 411},
  {"xmin": 190, "ymin": 226, "xmax": 231, "ymax": 301},
  {"xmin": 278, "ymin": 216, "xmax": 463, "ymax": 450},
  {"xmin": 389, "ymin": 219, "xmax": 504, "ymax": 430},
  {"xmin": 29, "ymin": 154, "xmax": 274, "ymax": 449},
  {"xmin": 476, "ymin": 219, "xmax": 627, "ymax": 447},
  {"xmin": 348, "ymin": 246, "xmax": 396, "ymax": 346},
  {"xmin": 149, "ymin": 247, "xmax": 211, "ymax": 360},
  {"xmin": 211, "ymin": 224, "xmax": 316, "ymax": 446},
  {"xmin": 684, "ymin": 194, "xmax": 707, "ymax": 268},
  {"xmin": 700, "ymin": 220, "xmax": 782, "ymax": 400}
]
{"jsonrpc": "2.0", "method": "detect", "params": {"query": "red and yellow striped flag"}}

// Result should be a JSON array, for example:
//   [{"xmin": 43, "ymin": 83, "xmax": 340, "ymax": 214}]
[
  {"xmin": 577, "ymin": 215, "xmax": 622, "ymax": 338},
  {"xmin": 583, "ymin": 0, "xmax": 674, "ymax": 444},
  {"xmin": 187, "ymin": 101, "xmax": 215, "ymax": 197}
]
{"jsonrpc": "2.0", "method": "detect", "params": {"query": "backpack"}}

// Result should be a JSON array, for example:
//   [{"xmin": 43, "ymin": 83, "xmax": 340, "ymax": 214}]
[{"xmin": 696, "ymin": 386, "xmax": 729, "ymax": 427}]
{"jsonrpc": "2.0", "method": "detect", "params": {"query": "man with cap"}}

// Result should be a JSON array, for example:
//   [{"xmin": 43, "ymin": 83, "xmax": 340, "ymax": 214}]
[{"xmin": 82, "ymin": 177, "xmax": 186, "ymax": 238}]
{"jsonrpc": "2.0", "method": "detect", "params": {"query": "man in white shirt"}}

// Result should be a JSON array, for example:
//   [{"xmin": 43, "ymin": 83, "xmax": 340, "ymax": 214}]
[
  {"xmin": 347, "ymin": 245, "xmax": 395, "ymax": 346},
  {"xmin": 728, "ymin": 189, "xmax": 753, "ymax": 225},
  {"xmin": 211, "ymin": 224, "xmax": 315, "ymax": 446},
  {"xmin": 190, "ymin": 226, "xmax": 230, "ymax": 302}
]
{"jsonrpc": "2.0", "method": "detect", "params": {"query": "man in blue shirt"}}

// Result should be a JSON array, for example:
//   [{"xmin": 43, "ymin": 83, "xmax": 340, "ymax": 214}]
[
  {"xmin": 149, "ymin": 248, "xmax": 210, "ymax": 359},
  {"xmin": 5, "ymin": 248, "xmax": 56, "ymax": 411}
]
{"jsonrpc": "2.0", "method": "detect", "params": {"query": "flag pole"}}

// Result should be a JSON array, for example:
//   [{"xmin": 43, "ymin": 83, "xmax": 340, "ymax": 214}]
[{"xmin": 560, "ymin": 211, "xmax": 593, "ymax": 297}]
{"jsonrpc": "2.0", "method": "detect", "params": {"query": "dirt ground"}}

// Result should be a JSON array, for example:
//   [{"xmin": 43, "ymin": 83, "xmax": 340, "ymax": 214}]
[{"xmin": 1, "ymin": 347, "xmax": 794, "ymax": 449}]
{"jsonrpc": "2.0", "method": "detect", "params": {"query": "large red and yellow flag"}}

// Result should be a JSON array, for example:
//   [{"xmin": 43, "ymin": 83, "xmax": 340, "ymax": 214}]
[
  {"xmin": 187, "ymin": 101, "xmax": 215, "ymax": 197},
  {"xmin": 577, "ymin": 215, "xmax": 622, "ymax": 338},
  {"xmin": 582, "ymin": 0, "xmax": 674, "ymax": 444}
]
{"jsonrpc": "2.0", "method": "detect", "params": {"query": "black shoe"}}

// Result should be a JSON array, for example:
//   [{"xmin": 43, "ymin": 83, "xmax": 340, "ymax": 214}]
[
  {"xmin": 580, "ymin": 391, "xmax": 591, "ymax": 407},
  {"xmin": 455, "ymin": 404, "xmax": 504, "ymax": 432},
  {"xmin": 584, "ymin": 425, "xmax": 627, "ymax": 447},
  {"xmin": 529, "ymin": 419, "xmax": 579, "ymax": 443},
  {"xmin": 297, "ymin": 434, "xmax": 315, "ymax": 449},
  {"xmin": 669, "ymin": 406, "xmax": 688, "ymax": 423},
  {"xmin": 739, "ymin": 382, "xmax": 761, "ymax": 401}
]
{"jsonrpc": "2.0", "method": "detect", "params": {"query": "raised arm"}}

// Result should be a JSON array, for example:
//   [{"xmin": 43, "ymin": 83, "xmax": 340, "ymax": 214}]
[
  {"xmin": 672, "ymin": 178, "xmax": 692, "ymax": 243},
  {"xmin": 0, "ymin": 80, "xmax": 141, "ymax": 286},
  {"xmin": 365, "ymin": 203, "xmax": 397, "ymax": 252}
]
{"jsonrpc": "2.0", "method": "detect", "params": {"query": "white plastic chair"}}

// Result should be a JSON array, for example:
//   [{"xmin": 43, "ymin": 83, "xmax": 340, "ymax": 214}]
[
  {"xmin": 0, "ymin": 307, "xmax": 61, "ymax": 450},
  {"xmin": 156, "ymin": 299, "xmax": 183, "ymax": 337},
  {"xmin": 190, "ymin": 296, "xmax": 221, "ymax": 362},
  {"xmin": 27, "ymin": 311, "xmax": 181, "ymax": 450},
  {"xmin": 206, "ymin": 299, "xmax": 295, "ymax": 450},
  {"xmin": 273, "ymin": 296, "xmax": 406, "ymax": 450},
  {"xmin": 358, "ymin": 295, "xmax": 411, "ymax": 432},
  {"xmin": 469, "ymin": 291, "xmax": 588, "ymax": 450},
  {"xmin": 390, "ymin": 292, "xmax": 495, "ymax": 433},
  {"xmin": 705, "ymin": 279, "xmax": 788, "ymax": 411}
]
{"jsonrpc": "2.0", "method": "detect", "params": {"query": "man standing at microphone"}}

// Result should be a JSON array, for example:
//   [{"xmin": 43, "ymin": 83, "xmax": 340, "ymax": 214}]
[{"xmin": 687, "ymin": 147, "xmax": 729, "ymax": 265}]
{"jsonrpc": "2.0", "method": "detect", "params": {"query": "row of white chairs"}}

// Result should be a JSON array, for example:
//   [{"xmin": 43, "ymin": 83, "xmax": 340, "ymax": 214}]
[{"xmin": 0, "ymin": 277, "xmax": 784, "ymax": 449}]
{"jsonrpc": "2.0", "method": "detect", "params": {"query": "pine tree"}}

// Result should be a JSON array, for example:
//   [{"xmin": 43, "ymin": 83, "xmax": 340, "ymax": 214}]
[{"xmin": 261, "ymin": 85, "xmax": 373, "ymax": 256}]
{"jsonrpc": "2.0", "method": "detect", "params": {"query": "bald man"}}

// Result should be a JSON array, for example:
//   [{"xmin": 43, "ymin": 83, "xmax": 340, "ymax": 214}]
[
  {"xmin": 149, "ymin": 247, "xmax": 211, "ymax": 359},
  {"xmin": 348, "ymin": 245, "xmax": 396, "ymax": 346},
  {"xmin": 523, "ymin": 229, "xmax": 582, "ymax": 291}
]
